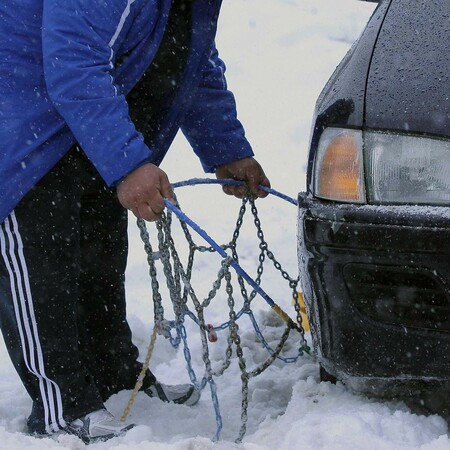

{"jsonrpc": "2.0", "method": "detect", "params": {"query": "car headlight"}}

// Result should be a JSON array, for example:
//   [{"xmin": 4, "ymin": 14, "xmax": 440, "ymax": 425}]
[
  {"xmin": 313, "ymin": 127, "xmax": 450, "ymax": 205},
  {"xmin": 365, "ymin": 131, "xmax": 450, "ymax": 205}
]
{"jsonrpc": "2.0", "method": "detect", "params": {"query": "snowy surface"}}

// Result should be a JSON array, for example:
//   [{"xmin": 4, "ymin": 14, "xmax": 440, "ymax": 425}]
[{"xmin": 1, "ymin": 1, "xmax": 449, "ymax": 449}]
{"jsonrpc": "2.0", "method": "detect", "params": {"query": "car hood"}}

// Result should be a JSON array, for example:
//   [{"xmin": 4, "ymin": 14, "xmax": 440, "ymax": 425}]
[{"xmin": 365, "ymin": 0, "xmax": 450, "ymax": 138}]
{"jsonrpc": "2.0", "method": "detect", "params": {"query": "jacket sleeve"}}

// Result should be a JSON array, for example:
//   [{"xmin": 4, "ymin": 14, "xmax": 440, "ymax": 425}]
[
  {"xmin": 180, "ymin": 44, "xmax": 254, "ymax": 173},
  {"xmin": 42, "ymin": 0, "xmax": 152, "ymax": 186}
]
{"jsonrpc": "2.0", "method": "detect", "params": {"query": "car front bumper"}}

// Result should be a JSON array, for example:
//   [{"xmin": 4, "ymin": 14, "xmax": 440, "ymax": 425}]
[{"xmin": 297, "ymin": 193, "xmax": 450, "ymax": 399}]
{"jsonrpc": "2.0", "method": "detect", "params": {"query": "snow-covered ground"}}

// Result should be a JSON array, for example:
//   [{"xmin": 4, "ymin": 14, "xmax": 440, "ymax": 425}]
[{"xmin": 1, "ymin": 1, "xmax": 449, "ymax": 448}]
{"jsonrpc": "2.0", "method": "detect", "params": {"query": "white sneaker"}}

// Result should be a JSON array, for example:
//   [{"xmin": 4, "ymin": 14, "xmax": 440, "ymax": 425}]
[
  {"xmin": 66, "ymin": 409, "xmax": 134, "ymax": 443},
  {"xmin": 145, "ymin": 381, "xmax": 201, "ymax": 406}
]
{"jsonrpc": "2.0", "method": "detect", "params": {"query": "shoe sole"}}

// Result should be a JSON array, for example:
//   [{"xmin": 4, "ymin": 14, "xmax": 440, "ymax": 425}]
[{"xmin": 66, "ymin": 423, "xmax": 135, "ymax": 444}]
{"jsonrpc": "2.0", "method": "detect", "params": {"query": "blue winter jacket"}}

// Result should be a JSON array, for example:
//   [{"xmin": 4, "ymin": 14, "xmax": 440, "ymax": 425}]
[{"xmin": 0, "ymin": 0, "xmax": 254, "ymax": 224}]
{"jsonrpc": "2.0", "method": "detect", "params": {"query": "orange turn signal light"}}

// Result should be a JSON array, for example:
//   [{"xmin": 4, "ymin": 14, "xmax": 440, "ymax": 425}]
[{"xmin": 314, "ymin": 129, "xmax": 366, "ymax": 203}]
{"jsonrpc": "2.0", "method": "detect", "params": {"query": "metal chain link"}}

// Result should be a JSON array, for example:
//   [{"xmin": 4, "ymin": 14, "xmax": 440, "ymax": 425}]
[{"xmin": 135, "ymin": 194, "xmax": 309, "ymax": 442}]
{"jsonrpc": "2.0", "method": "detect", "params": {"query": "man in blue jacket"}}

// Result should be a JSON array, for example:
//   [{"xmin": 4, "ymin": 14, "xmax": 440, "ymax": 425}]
[{"xmin": 0, "ymin": 0, "xmax": 270, "ymax": 442}]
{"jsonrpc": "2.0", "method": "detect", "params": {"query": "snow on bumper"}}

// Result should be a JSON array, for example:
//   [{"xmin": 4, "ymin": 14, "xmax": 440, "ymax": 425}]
[{"xmin": 297, "ymin": 193, "xmax": 450, "ymax": 398}]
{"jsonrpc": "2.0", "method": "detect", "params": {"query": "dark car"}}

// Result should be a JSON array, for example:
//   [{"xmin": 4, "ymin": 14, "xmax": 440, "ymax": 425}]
[{"xmin": 297, "ymin": 0, "xmax": 450, "ymax": 415}]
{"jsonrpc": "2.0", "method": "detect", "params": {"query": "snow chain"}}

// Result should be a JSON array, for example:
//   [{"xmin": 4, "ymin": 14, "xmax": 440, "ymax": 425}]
[{"xmin": 129, "ymin": 189, "xmax": 309, "ymax": 442}]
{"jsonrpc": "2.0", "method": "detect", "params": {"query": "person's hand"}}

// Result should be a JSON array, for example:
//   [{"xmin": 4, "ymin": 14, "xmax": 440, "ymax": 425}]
[
  {"xmin": 117, "ymin": 163, "xmax": 174, "ymax": 221},
  {"xmin": 215, "ymin": 157, "xmax": 271, "ymax": 199}
]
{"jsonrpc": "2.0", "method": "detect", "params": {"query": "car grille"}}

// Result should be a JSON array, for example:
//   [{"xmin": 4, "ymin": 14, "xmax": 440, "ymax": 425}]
[{"xmin": 343, "ymin": 264, "xmax": 450, "ymax": 332}]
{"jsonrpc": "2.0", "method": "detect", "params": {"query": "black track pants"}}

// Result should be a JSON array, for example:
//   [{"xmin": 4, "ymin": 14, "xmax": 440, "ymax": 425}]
[{"xmin": 0, "ymin": 148, "xmax": 155, "ymax": 434}]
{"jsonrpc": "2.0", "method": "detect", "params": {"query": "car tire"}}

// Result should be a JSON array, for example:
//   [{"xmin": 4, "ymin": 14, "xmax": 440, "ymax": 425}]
[{"xmin": 319, "ymin": 365, "xmax": 337, "ymax": 384}]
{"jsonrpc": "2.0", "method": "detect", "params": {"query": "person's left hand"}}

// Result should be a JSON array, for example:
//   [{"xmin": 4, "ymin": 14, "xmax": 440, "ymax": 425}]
[{"xmin": 215, "ymin": 157, "xmax": 271, "ymax": 199}]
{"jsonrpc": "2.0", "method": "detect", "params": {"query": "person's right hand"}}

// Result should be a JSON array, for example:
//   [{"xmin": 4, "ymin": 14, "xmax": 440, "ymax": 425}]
[{"xmin": 116, "ymin": 163, "xmax": 174, "ymax": 221}]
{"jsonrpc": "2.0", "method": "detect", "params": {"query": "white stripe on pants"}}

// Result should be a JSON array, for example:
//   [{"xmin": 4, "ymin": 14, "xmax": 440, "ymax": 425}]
[{"xmin": 0, "ymin": 212, "xmax": 66, "ymax": 433}]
